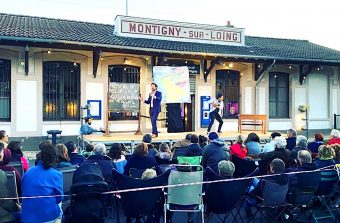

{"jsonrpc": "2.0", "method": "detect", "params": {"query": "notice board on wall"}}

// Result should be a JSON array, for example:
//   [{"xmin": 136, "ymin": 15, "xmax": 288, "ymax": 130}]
[{"xmin": 108, "ymin": 82, "xmax": 140, "ymax": 112}]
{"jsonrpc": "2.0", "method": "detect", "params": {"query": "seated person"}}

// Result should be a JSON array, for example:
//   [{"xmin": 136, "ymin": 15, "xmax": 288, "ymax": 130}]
[
  {"xmin": 218, "ymin": 160, "xmax": 235, "ymax": 178},
  {"xmin": 0, "ymin": 144, "xmax": 20, "ymax": 223},
  {"xmin": 198, "ymin": 135, "xmax": 208, "ymax": 148},
  {"xmin": 0, "ymin": 145, "xmax": 22, "ymax": 195},
  {"xmin": 0, "ymin": 130, "xmax": 9, "ymax": 148},
  {"xmin": 290, "ymin": 135, "xmax": 308, "ymax": 160},
  {"xmin": 185, "ymin": 134, "xmax": 203, "ymax": 156},
  {"xmin": 201, "ymin": 132, "xmax": 230, "ymax": 173},
  {"xmin": 286, "ymin": 128, "xmax": 297, "ymax": 151},
  {"xmin": 65, "ymin": 141, "xmax": 85, "ymax": 166},
  {"xmin": 83, "ymin": 143, "xmax": 114, "ymax": 184},
  {"xmin": 80, "ymin": 116, "xmax": 101, "ymax": 135},
  {"xmin": 124, "ymin": 143, "xmax": 158, "ymax": 176},
  {"xmin": 326, "ymin": 129, "xmax": 340, "ymax": 145},
  {"xmin": 55, "ymin": 143, "xmax": 73, "ymax": 169},
  {"xmin": 172, "ymin": 134, "xmax": 192, "ymax": 153},
  {"xmin": 156, "ymin": 143, "xmax": 172, "ymax": 159},
  {"xmin": 313, "ymin": 145, "xmax": 336, "ymax": 168},
  {"xmin": 332, "ymin": 144, "xmax": 340, "ymax": 164},
  {"xmin": 230, "ymin": 135, "xmax": 248, "ymax": 159},
  {"xmin": 263, "ymin": 132, "xmax": 282, "ymax": 153},
  {"xmin": 142, "ymin": 134, "xmax": 158, "ymax": 157},
  {"xmin": 7, "ymin": 140, "xmax": 30, "ymax": 171},
  {"xmin": 80, "ymin": 143, "xmax": 94, "ymax": 158},
  {"xmin": 108, "ymin": 143, "xmax": 127, "ymax": 174},
  {"xmin": 244, "ymin": 133, "xmax": 262, "ymax": 156},
  {"xmin": 259, "ymin": 136, "xmax": 291, "ymax": 167},
  {"xmin": 141, "ymin": 168, "xmax": 157, "ymax": 180},
  {"xmin": 22, "ymin": 142, "xmax": 63, "ymax": 223},
  {"xmin": 307, "ymin": 133, "xmax": 324, "ymax": 154}
]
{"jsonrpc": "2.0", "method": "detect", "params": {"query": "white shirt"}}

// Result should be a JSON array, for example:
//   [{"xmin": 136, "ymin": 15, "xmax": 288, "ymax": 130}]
[
  {"xmin": 209, "ymin": 98, "xmax": 224, "ymax": 116},
  {"xmin": 150, "ymin": 93, "xmax": 155, "ymax": 108}
]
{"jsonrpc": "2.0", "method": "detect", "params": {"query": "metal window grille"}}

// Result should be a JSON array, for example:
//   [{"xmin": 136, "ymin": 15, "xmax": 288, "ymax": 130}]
[
  {"xmin": 0, "ymin": 59, "xmax": 11, "ymax": 121},
  {"xmin": 108, "ymin": 65, "xmax": 140, "ymax": 120},
  {"xmin": 269, "ymin": 72, "xmax": 289, "ymax": 118},
  {"xmin": 43, "ymin": 61, "xmax": 80, "ymax": 121}
]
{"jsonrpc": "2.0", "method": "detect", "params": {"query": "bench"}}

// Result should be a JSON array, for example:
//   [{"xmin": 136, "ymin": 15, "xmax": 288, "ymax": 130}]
[{"xmin": 238, "ymin": 114, "xmax": 267, "ymax": 134}]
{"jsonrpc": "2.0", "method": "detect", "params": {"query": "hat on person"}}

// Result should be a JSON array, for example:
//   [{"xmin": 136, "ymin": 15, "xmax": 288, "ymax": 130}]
[
  {"xmin": 216, "ymin": 93, "xmax": 223, "ymax": 99},
  {"xmin": 208, "ymin": 132, "xmax": 219, "ymax": 140}
]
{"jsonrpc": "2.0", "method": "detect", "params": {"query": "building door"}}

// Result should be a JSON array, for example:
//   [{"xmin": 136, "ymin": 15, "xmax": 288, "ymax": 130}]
[{"xmin": 183, "ymin": 74, "xmax": 196, "ymax": 131}]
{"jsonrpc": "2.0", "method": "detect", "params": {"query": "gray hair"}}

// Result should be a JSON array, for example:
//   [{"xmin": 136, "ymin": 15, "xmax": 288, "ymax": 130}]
[
  {"xmin": 297, "ymin": 150, "xmax": 312, "ymax": 164},
  {"xmin": 296, "ymin": 135, "xmax": 307, "ymax": 148},
  {"xmin": 273, "ymin": 136, "xmax": 287, "ymax": 149},
  {"xmin": 330, "ymin": 129, "xmax": 340, "ymax": 138},
  {"xmin": 142, "ymin": 168, "xmax": 157, "ymax": 179},
  {"xmin": 218, "ymin": 160, "xmax": 235, "ymax": 177},
  {"xmin": 287, "ymin": 128, "xmax": 297, "ymax": 137},
  {"xmin": 93, "ymin": 143, "xmax": 106, "ymax": 155}
]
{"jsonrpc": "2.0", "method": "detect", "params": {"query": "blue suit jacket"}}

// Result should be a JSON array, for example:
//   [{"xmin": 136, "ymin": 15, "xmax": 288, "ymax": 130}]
[{"xmin": 144, "ymin": 91, "xmax": 162, "ymax": 113}]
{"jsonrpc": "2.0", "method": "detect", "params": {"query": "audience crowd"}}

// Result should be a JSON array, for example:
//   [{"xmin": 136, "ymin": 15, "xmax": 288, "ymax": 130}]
[{"xmin": 0, "ymin": 128, "xmax": 339, "ymax": 222}]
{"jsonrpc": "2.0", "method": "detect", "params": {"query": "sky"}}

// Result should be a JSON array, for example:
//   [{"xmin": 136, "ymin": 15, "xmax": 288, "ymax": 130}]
[{"xmin": 1, "ymin": 0, "xmax": 340, "ymax": 51}]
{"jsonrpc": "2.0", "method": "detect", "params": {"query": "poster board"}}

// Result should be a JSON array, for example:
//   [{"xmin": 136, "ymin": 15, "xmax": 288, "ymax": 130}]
[
  {"xmin": 108, "ymin": 82, "xmax": 140, "ymax": 112},
  {"xmin": 153, "ymin": 66, "xmax": 191, "ymax": 103}
]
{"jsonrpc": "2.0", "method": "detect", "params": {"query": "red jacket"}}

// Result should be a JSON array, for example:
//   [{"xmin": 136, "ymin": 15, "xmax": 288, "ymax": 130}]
[
  {"xmin": 230, "ymin": 143, "xmax": 248, "ymax": 159},
  {"xmin": 326, "ymin": 138, "xmax": 340, "ymax": 145}
]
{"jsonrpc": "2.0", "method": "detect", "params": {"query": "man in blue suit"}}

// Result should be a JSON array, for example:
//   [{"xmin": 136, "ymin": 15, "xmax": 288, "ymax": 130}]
[{"xmin": 142, "ymin": 83, "xmax": 162, "ymax": 137}]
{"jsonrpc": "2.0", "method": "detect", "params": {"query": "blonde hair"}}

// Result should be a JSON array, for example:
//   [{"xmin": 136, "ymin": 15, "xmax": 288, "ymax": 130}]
[
  {"xmin": 56, "ymin": 144, "xmax": 70, "ymax": 162},
  {"xmin": 133, "ymin": 143, "xmax": 148, "ymax": 156},
  {"xmin": 141, "ymin": 168, "xmax": 157, "ymax": 179},
  {"xmin": 318, "ymin": 145, "xmax": 335, "ymax": 160}
]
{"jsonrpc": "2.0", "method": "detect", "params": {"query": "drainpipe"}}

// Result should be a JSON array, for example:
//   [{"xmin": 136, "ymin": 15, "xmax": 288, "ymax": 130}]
[{"xmin": 254, "ymin": 59, "xmax": 276, "ymax": 113}]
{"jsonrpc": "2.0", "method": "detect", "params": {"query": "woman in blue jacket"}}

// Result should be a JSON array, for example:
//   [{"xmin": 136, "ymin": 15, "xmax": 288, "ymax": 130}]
[{"xmin": 22, "ymin": 141, "xmax": 63, "ymax": 223}]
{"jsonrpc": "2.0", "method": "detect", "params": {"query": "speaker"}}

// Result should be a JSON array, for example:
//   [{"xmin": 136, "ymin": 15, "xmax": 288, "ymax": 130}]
[{"xmin": 166, "ymin": 103, "xmax": 184, "ymax": 133}]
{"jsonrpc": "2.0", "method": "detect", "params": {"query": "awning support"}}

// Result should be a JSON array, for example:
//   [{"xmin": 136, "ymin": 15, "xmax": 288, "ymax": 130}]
[
  {"xmin": 255, "ymin": 60, "xmax": 275, "ymax": 82},
  {"xmin": 299, "ymin": 64, "xmax": 317, "ymax": 85},
  {"xmin": 204, "ymin": 58, "xmax": 221, "ymax": 82},
  {"xmin": 93, "ymin": 50, "xmax": 101, "ymax": 78}
]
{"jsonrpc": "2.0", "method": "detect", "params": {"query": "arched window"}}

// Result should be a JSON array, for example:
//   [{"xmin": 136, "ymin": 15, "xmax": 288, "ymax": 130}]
[
  {"xmin": 0, "ymin": 59, "xmax": 11, "ymax": 121},
  {"xmin": 43, "ymin": 61, "xmax": 80, "ymax": 121}
]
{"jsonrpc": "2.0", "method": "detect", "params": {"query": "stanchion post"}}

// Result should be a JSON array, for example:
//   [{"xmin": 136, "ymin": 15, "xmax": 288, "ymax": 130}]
[
  {"xmin": 105, "ymin": 92, "xmax": 110, "ymax": 136},
  {"xmin": 135, "ymin": 93, "xmax": 143, "ymax": 135}
]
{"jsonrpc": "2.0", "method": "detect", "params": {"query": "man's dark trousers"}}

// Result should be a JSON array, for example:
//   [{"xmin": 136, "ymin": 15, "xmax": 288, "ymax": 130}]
[{"xmin": 207, "ymin": 110, "xmax": 223, "ymax": 132}]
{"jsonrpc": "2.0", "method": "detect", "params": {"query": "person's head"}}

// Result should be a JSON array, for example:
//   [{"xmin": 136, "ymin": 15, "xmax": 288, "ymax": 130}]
[
  {"xmin": 40, "ymin": 141, "xmax": 58, "ymax": 169},
  {"xmin": 297, "ymin": 150, "xmax": 312, "ymax": 164},
  {"xmin": 185, "ymin": 134, "xmax": 192, "ymax": 141},
  {"xmin": 0, "ymin": 142, "xmax": 4, "ymax": 162},
  {"xmin": 245, "ymin": 133, "xmax": 260, "ymax": 143},
  {"xmin": 39, "ymin": 140, "xmax": 51, "ymax": 151},
  {"xmin": 93, "ymin": 143, "xmax": 106, "ymax": 156},
  {"xmin": 329, "ymin": 129, "xmax": 340, "ymax": 139},
  {"xmin": 216, "ymin": 93, "xmax": 224, "ymax": 101},
  {"xmin": 1, "ymin": 148, "xmax": 12, "ymax": 165},
  {"xmin": 65, "ymin": 141, "xmax": 77, "ymax": 154},
  {"xmin": 0, "ymin": 130, "xmax": 8, "ymax": 143},
  {"xmin": 270, "ymin": 158, "xmax": 286, "ymax": 174},
  {"xmin": 151, "ymin": 83, "xmax": 158, "ymax": 91},
  {"xmin": 198, "ymin": 135, "xmax": 208, "ymax": 145},
  {"xmin": 133, "ymin": 143, "xmax": 148, "ymax": 156},
  {"xmin": 332, "ymin": 144, "xmax": 340, "ymax": 163},
  {"xmin": 314, "ymin": 133, "xmax": 324, "ymax": 142},
  {"xmin": 287, "ymin": 129, "xmax": 297, "ymax": 138},
  {"xmin": 141, "ymin": 168, "xmax": 157, "ymax": 180},
  {"xmin": 86, "ymin": 144, "xmax": 94, "ymax": 153},
  {"xmin": 142, "ymin": 134, "xmax": 152, "ymax": 144},
  {"xmin": 108, "ymin": 143, "xmax": 123, "ymax": 160},
  {"xmin": 296, "ymin": 135, "xmax": 308, "ymax": 148},
  {"xmin": 218, "ymin": 160, "xmax": 235, "ymax": 177},
  {"xmin": 159, "ymin": 143, "xmax": 170, "ymax": 153},
  {"xmin": 208, "ymin": 132, "xmax": 219, "ymax": 141},
  {"xmin": 84, "ymin": 117, "xmax": 93, "ymax": 124},
  {"xmin": 190, "ymin": 134, "xmax": 199, "ymax": 144},
  {"xmin": 7, "ymin": 141, "xmax": 23, "ymax": 155},
  {"xmin": 271, "ymin": 132, "xmax": 282, "ymax": 140},
  {"xmin": 235, "ymin": 135, "xmax": 244, "ymax": 145},
  {"xmin": 273, "ymin": 136, "xmax": 287, "ymax": 149},
  {"xmin": 318, "ymin": 145, "xmax": 335, "ymax": 160},
  {"xmin": 56, "ymin": 144, "xmax": 70, "ymax": 163}
]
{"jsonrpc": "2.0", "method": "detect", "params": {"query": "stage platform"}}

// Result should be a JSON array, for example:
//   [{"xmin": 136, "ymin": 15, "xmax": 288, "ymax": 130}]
[{"xmin": 82, "ymin": 131, "xmax": 272, "ymax": 151}]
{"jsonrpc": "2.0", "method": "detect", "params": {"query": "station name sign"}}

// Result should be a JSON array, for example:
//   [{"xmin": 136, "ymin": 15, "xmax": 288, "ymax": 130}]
[{"xmin": 114, "ymin": 16, "xmax": 245, "ymax": 46}]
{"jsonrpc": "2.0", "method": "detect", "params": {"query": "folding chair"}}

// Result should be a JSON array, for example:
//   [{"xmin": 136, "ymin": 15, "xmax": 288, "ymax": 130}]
[
  {"xmin": 164, "ymin": 164, "xmax": 204, "ymax": 223},
  {"xmin": 4, "ymin": 171, "xmax": 19, "ymax": 203},
  {"xmin": 246, "ymin": 178, "xmax": 291, "ymax": 223},
  {"xmin": 231, "ymin": 155, "xmax": 257, "ymax": 178},
  {"xmin": 60, "ymin": 166, "xmax": 77, "ymax": 202},
  {"xmin": 204, "ymin": 167, "xmax": 252, "ymax": 222},
  {"xmin": 112, "ymin": 169, "xmax": 170, "ymax": 223},
  {"xmin": 312, "ymin": 169, "xmax": 339, "ymax": 222},
  {"xmin": 8, "ymin": 161, "xmax": 24, "ymax": 176},
  {"xmin": 177, "ymin": 156, "xmax": 202, "ymax": 165}
]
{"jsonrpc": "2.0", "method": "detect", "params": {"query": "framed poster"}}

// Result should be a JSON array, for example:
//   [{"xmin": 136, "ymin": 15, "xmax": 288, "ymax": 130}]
[{"xmin": 87, "ymin": 100, "xmax": 102, "ymax": 120}]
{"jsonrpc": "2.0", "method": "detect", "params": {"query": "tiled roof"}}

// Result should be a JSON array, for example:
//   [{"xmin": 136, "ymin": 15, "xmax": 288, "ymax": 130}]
[{"xmin": 1, "ymin": 13, "xmax": 340, "ymax": 63}]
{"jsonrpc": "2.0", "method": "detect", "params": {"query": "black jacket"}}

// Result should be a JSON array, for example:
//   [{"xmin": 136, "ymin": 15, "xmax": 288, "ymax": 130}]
[{"xmin": 201, "ymin": 139, "xmax": 230, "ymax": 173}]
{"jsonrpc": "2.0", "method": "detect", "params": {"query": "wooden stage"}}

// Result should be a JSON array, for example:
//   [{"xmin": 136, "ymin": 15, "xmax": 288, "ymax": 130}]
[{"xmin": 82, "ymin": 131, "xmax": 272, "ymax": 150}]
